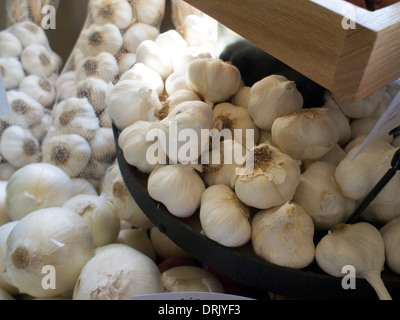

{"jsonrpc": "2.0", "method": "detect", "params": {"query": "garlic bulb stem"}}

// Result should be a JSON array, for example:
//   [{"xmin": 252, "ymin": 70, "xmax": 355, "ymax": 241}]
[{"xmin": 363, "ymin": 271, "xmax": 392, "ymax": 300}]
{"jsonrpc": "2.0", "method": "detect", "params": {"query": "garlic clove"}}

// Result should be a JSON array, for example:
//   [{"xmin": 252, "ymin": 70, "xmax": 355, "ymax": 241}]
[
  {"xmin": 200, "ymin": 184, "xmax": 252, "ymax": 247},
  {"xmin": 251, "ymin": 202, "xmax": 315, "ymax": 269},
  {"xmin": 234, "ymin": 143, "xmax": 301, "ymax": 210},
  {"xmin": 42, "ymin": 133, "xmax": 92, "ymax": 178},
  {"xmin": 316, "ymin": 222, "xmax": 392, "ymax": 300},
  {"xmin": 148, "ymin": 164, "xmax": 206, "ymax": 218}
]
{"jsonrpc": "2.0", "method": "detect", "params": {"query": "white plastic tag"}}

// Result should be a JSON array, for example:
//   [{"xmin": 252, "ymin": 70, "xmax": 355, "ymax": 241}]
[
  {"xmin": 352, "ymin": 90, "xmax": 400, "ymax": 159},
  {"xmin": 0, "ymin": 70, "xmax": 11, "ymax": 116}
]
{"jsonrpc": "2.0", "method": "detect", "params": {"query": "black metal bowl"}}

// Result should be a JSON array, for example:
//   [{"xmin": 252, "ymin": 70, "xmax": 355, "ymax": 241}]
[{"xmin": 113, "ymin": 124, "xmax": 400, "ymax": 300}]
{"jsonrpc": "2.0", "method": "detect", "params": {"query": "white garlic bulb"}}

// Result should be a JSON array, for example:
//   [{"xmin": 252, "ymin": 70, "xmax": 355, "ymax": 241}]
[
  {"xmin": 75, "ymin": 77, "xmax": 109, "ymax": 115},
  {"xmin": 89, "ymin": 0, "xmax": 133, "ymax": 29},
  {"xmin": 119, "ymin": 62, "xmax": 164, "ymax": 97},
  {"xmin": 271, "ymin": 108, "xmax": 341, "ymax": 161},
  {"xmin": 42, "ymin": 134, "xmax": 92, "ymax": 177},
  {"xmin": 11, "ymin": 21, "xmax": 49, "ymax": 47},
  {"xmin": 157, "ymin": 89, "xmax": 201, "ymax": 120},
  {"xmin": 248, "ymin": 75, "xmax": 303, "ymax": 131},
  {"xmin": 293, "ymin": 161, "xmax": 356, "ymax": 230},
  {"xmin": 380, "ymin": 218, "xmax": 400, "ymax": 275},
  {"xmin": 4, "ymin": 207, "xmax": 94, "ymax": 298},
  {"xmin": 135, "ymin": 40, "xmax": 173, "ymax": 80},
  {"xmin": 78, "ymin": 23, "xmax": 123, "ymax": 56},
  {"xmin": 71, "ymin": 178, "xmax": 99, "ymax": 197},
  {"xmin": 0, "ymin": 31, "xmax": 22, "ymax": 58},
  {"xmin": 155, "ymin": 30, "xmax": 188, "ymax": 57},
  {"xmin": 20, "ymin": 44, "xmax": 62, "ymax": 77},
  {"xmin": 0, "ymin": 126, "xmax": 41, "ymax": 168},
  {"xmin": 0, "ymin": 181, "xmax": 11, "ymax": 227},
  {"xmin": 232, "ymin": 86, "xmax": 250, "ymax": 108},
  {"xmin": 172, "ymin": 46, "xmax": 212, "ymax": 74},
  {"xmin": 330, "ymin": 87, "xmax": 387, "ymax": 119},
  {"xmin": 162, "ymin": 266, "xmax": 224, "ymax": 293},
  {"xmin": 123, "ymin": 23, "xmax": 160, "ymax": 53},
  {"xmin": 148, "ymin": 164, "xmax": 206, "ymax": 218},
  {"xmin": 212, "ymin": 102, "xmax": 259, "ymax": 147},
  {"xmin": 19, "ymin": 75, "xmax": 56, "ymax": 109},
  {"xmin": 118, "ymin": 120, "xmax": 163, "ymax": 174},
  {"xmin": 202, "ymin": 139, "xmax": 246, "ymax": 188},
  {"xmin": 182, "ymin": 15, "xmax": 211, "ymax": 48},
  {"xmin": 316, "ymin": 222, "xmax": 392, "ymax": 300},
  {"xmin": 77, "ymin": 52, "xmax": 119, "ymax": 83},
  {"xmin": 30, "ymin": 110, "xmax": 53, "ymax": 143},
  {"xmin": 106, "ymin": 80, "xmax": 162, "ymax": 131},
  {"xmin": 117, "ymin": 52, "xmax": 136, "ymax": 75},
  {"xmin": 55, "ymin": 71, "xmax": 78, "ymax": 101},
  {"xmin": 165, "ymin": 72, "xmax": 189, "ymax": 96},
  {"xmin": 234, "ymin": 143, "xmax": 301, "ymax": 210},
  {"xmin": 52, "ymin": 97, "xmax": 100, "ymax": 141},
  {"xmin": 150, "ymin": 227, "xmax": 190, "ymax": 260},
  {"xmin": 73, "ymin": 243, "xmax": 162, "ymax": 300},
  {"xmin": 186, "ymin": 58, "xmax": 242, "ymax": 105},
  {"xmin": 5, "ymin": 163, "xmax": 76, "ymax": 220},
  {"xmin": 117, "ymin": 228, "xmax": 156, "ymax": 261},
  {"xmin": 63, "ymin": 194, "xmax": 120, "ymax": 248},
  {"xmin": 335, "ymin": 139, "xmax": 400, "ymax": 206},
  {"xmin": 251, "ymin": 202, "xmax": 315, "ymax": 269},
  {"xmin": 159, "ymin": 101, "xmax": 214, "ymax": 164},
  {"xmin": 135, "ymin": 0, "xmax": 166, "ymax": 26},
  {"xmin": 89, "ymin": 127, "xmax": 116, "ymax": 164},
  {"xmin": 6, "ymin": 90, "xmax": 45, "ymax": 129},
  {"xmin": 0, "ymin": 221, "xmax": 19, "ymax": 295},
  {"xmin": 350, "ymin": 117, "xmax": 393, "ymax": 144},
  {"xmin": 0, "ymin": 58, "xmax": 25, "ymax": 90},
  {"xmin": 200, "ymin": 184, "xmax": 251, "ymax": 247}
]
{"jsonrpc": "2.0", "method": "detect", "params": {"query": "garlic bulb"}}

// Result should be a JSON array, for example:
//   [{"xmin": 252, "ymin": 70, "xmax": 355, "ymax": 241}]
[
  {"xmin": 89, "ymin": 127, "xmax": 116, "ymax": 164},
  {"xmin": 293, "ymin": 161, "xmax": 356, "ymax": 230},
  {"xmin": 172, "ymin": 46, "xmax": 212, "ymax": 74},
  {"xmin": 0, "ymin": 125, "xmax": 41, "ymax": 168},
  {"xmin": 73, "ymin": 243, "xmax": 163, "ymax": 300},
  {"xmin": 0, "ymin": 163, "xmax": 17, "ymax": 182},
  {"xmin": 157, "ymin": 89, "xmax": 201, "ymax": 120},
  {"xmin": 135, "ymin": 0, "xmax": 166, "ymax": 26},
  {"xmin": 202, "ymin": 139, "xmax": 246, "ymax": 188},
  {"xmin": 118, "ymin": 120, "xmax": 163, "ymax": 174},
  {"xmin": 78, "ymin": 23, "xmax": 123, "ymax": 56},
  {"xmin": 30, "ymin": 109, "xmax": 52, "ymax": 143},
  {"xmin": 63, "ymin": 194, "xmax": 120, "ymax": 248},
  {"xmin": 155, "ymin": 30, "xmax": 187, "ymax": 57},
  {"xmin": 19, "ymin": 75, "xmax": 56, "ymax": 109},
  {"xmin": 186, "ymin": 58, "xmax": 242, "ymax": 105},
  {"xmin": 150, "ymin": 227, "xmax": 190, "ymax": 260},
  {"xmin": 11, "ymin": 21, "xmax": 49, "ymax": 47},
  {"xmin": 248, "ymin": 75, "xmax": 303, "ymax": 131},
  {"xmin": 182, "ymin": 15, "xmax": 211, "ymax": 48},
  {"xmin": 75, "ymin": 77, "xmax": 109, "ymax": 115},
  {"xmin": 52, "ymin": 97, "xmax": 100, "ymax": 140},
  {"xmin": 117, "ymin": 52, "xmax": 136, "ymax": 75},
  {"xmin": 4, "ymin": 207, "xmax": 94, "ymax": 298},
  {"xmin": 234, "ymin": 143, "xmax": 301, "ymax": 210},
  {"xmin": 159, "ymin": 101, "xmax": 214, "ymax": 164},
  {"xmin": 123, "ymin": 23, "xmax": 160, "ymax": 53},
  {"xmin": 0, "ymin": 181, "xmax": 10, "ymax": 227},
  {"xmin": 0, "ymin": 221, "xmax": 19, "ymax": 295},
  {"xmin": 136, "ymin": 40, "xmax": 173, "ymax": 80},
  {"xmin": 212, "ymin": 102, "xmax": 259, "ymax": 147},
  {"xmin": 89, "ymin": 0, "xmax": 133, "ymax": 29},
  {"xmin": 55, "ymin": 71, "xmax": 78, "ymax": 101},
  {"xmin": 0, "ymin": 31, "xmax": 23, "ymax": 58},
  {"xmin": 200, "ymin": 184, "xmax": 251, "ymax": 247},
  {"xmin": 380, "ymin": 218, "xmax": 400, "ymax": 275},
  {"xmin": 316, "ymin": 222, "xmax": 392, "ymax": 300},
  {"xmin": 77, "ymin": 52, "xmax": 119, "ymax": 83},
  {"xmin": 117, "ymin": 228, "xmax": 157, "ymax": 262},
  {"xmin": 42, "ymin": 134, "xmax": 92, "ymax": 177},
  {"xmin": 6, "ymin": 90, "xmax": 45, "ymax": 129},
  {"xmin": 251, "ymin": 202, "xmax": 315, "ymax": 269},
  {"xmin": 162, "ymin": 266, "xmax": 224, "ymax": 293},
  {"xmin": 106, "ymin": 80, "xmax": 162, "ymax": 131},
  {"xmin": 119, "ymin": 63, "xmax": 164, "ymax": 97},
  {"xmin": 335, "ymin": 139, "xmax": 400, "ymax": 206},
  {"xmin": 350, "ymin": 117, "xmax": 393, "ymax": 144},
  {"xmin": 148, "ymin": 164, "xmax": 206, "ymax": 218},
  {"xmin": 232, "ymin": 86, "xmax": 250, "ymax": 108},
  {"xmin": 165, "ymin": 72, "xmax": 189, "ymax": 96},
  {"xmin": 330, "ymin": 87, "xmax": 387, "ymax": 119},
  {"xmin": 20, "ymin": 44, "xmax": 62, "ymax": 77},
  {"xmin": 71, "ymin": 178, "xmax": 98, "ymax": 196},
  {"xmin": 271, "ymin": 108, "xmax": 341, "ymax": 161},
  {"xmin": 5, "ymin": 163, "xmax": 76, "ymax": 220},
  {"xmin": 0, "ymin": 57, "xmax": 25, "ymax": 90}
]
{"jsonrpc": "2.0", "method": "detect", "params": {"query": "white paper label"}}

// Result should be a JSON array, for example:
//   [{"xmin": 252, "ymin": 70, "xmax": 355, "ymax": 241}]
[
  {"xmin": 352, "ymin": 90, "xmax": 400, "ymax": 159},
  {"xmin": 131, "ymin": 292, "xmax": 254, "ymax": 300},
  {"xmin": 0, "ymin": 70, "xmax": 11, "ymax": 116}
]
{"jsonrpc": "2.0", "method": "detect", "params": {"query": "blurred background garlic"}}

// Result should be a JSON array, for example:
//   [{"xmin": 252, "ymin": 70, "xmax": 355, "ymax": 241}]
[
  {"xmin": 76, "ymin": 51, "xmax": 119, "ymax": 83},
  {"xmin": 89, "ymin": 0, "xmax": 133, "ymax": 29},
  {"xmin": 20, "ymin": 43, "xmax": 62, "ymax": 78},
  {"xmin": 0, "ymin": 31, "xmax": 23, "ymax": 58},
  {"xmin": 11, "ymin": 21, "xmax": 49, "ymax": 47},
  {"xmin": 0, "ymin": 57, "xmax": 25, "ymax": 90},
  {"xmin": 19, "ymin": 75, "xmax": 56, "ymax": 109},
  {"xmin": 74, "ymin": 77, "xmax": 109, "ymax": 116},
  {"xmin": 123, "ymin": 22, "xmax": 160, "ymax": 53}
]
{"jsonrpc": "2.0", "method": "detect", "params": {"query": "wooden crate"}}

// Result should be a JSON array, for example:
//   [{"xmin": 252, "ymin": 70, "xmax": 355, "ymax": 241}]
[{"xmin": 182, "ymin": 0, "xmax": 400, "ymax": 102}]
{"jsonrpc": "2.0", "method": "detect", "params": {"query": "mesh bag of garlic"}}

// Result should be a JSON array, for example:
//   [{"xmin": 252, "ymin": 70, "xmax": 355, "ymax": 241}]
[
  {"xmin": 5, "ymin": 0, "xmax": 60, "ymax": 28},
  {"xmin": 0, "ymin": 16, "xmax": 63, "ymax": 180}
]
